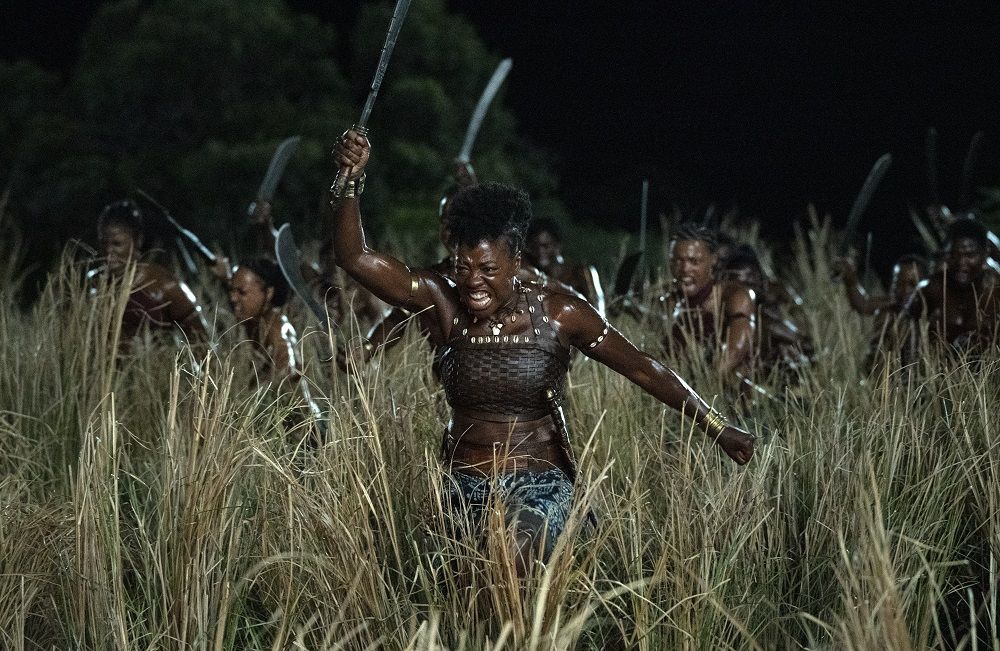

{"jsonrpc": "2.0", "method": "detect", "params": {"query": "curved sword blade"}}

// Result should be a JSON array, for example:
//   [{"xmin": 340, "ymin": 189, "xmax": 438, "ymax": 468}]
[
  {"xmin": 838, "ymin": 153, "xmax": 892, "ymax": 256},
  {"xmin": 255, "ymin": 135, "xmax": 301, "ymax": 203},
  {"xmin": 275, "ymin": 223, "xmax": 333, "ymax": 331},
  {"xmin": 959, "ymin": 130, "xmax": 984, "ymax": 209},
  {"xmin": 909, "ymin": 207, "xmax": 942, "ymax": 254},
  {"xmin": 613, "ymin": 251, "xmax": 644, "ymax": 297},
  {"xmin": 457, "ymin": 58, "xmax": 513, "ymax": 163},
  {"xmin": 136, "ymin": 188, "xmax": 217, "ymax": 264},
  {"xmin": 332, "ymin": 0, "xmax": 413, "ymax": 198}
]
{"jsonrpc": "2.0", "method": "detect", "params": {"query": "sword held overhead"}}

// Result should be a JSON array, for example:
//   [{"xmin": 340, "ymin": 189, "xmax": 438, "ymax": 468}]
[
  {"xmin": 135, "ymin": 189, "xmax": 218, "ymax": 265},
  {"xmin": 456, "ymin": 58, "xmax": 513, "ymax": 164},
  {"xmin": 837, "ymin": 153, "xmax": 893, "ymax": 257},
  {"xmin": 248, "ymin": 135, "xmax": 301, "ymax": 219},
  {"xmin": 330, "ymin": 0, "xmax": 413, "ymax": 199}
]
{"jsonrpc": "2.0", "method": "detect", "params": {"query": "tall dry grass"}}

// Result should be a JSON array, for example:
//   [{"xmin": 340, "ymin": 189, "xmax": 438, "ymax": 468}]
[{"xmin": 0, "ymin": 216, "xmax": 998, "ymax": 649}]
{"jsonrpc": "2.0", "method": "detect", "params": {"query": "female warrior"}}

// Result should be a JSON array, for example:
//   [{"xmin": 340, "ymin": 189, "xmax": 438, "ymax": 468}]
[
  {"xmin": 524, "ymin": 217, "xmax": 606, "ymax": 313},
  {"xmin": 833, "ymin": 253, "xmax": 926, "ymax": 371},
  {"xmin": 95, "ymin": 199, "xmax": 207, "ymax": 344},
  {"xmin": 331, "ymin": 130, "xmax": 754, "ymax": 576},
  {"xmin": 355, "ymin": 161, "xmax": 579, "ymax": 367},
  {"xmin": 228, "ymin": 258, "xmax": 301, "ymax": 385},
  {"xmin": 662, "ymin": 224, "xmax": 756, "ymax": 385}
]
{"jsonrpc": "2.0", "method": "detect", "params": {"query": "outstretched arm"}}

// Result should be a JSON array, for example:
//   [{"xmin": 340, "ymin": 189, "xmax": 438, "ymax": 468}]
[
  {"xmin": 832, "ymin": 257, "xmax": 887, "ymax": 316},
  {"xmin": 329, "ymin": 129, "xmax": 442, "ymax": 311},
  {"xmin": 549, "ymin": 294, "xmax": 754, "ymax": 465}
]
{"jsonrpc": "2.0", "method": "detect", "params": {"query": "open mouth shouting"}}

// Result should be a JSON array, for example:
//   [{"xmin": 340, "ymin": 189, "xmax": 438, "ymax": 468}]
[
  {"xmin": 678, "ymin": 277, "xmax": 699, "ymax": 294},
  {"xmin": 464, "ymin": 288, "xmax": 493, "ymax": 313}
]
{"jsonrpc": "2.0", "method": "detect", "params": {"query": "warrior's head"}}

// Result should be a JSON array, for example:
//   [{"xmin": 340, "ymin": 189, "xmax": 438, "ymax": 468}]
[
  {"xmin": 719, "ymin": 244, "xmax": 764, "ymax": 296},
  {"xmin": 447, "ymin": 182, "xmax": 531, "ymax": 320},
  {"xmin": 944, "ymin": 218, "xmax": 988, "ymax": 288},
  {"xmin": 98, "ymin": 200, "xmax": 144, "ymax": 274},
  {"xmin": 670, "ymin": 223, "xmax": 720, "ymax": 300},
  {"xmin": 229, "ymin": 258, "xmax": 289, "ymax": 322},
  {"xmin": 525, "ymin": 217, "xmax": 565, "ymax": 273}
]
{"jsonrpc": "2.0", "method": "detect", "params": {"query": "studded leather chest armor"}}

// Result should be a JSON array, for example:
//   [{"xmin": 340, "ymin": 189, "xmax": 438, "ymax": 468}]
[{"xmin": 437, "ymin": 285, "xmax": 570, "ymax": 420}]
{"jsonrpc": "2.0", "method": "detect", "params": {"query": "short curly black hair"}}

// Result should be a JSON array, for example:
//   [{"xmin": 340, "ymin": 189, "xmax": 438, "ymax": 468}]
[
  {"xmin": 98, "ymin": 200, "xmax": 144, "ymax": 239},
  {"xmin": 240, "ymin": 258, "xmax": 290, "ymax": 307},
  {"xmin": 447, "ymin": 182, "xmax": 532, "ymax": 256},
  {"xmin": 720, "ymin": 244, "xmax": 762, "ymax": 274},
  {"xmin": 946, "ymin": 218, "xmax": 988, "ymax": 250},
  {"xmin": 672, "ymin": 223, "xmax": 720, "ymax": 253},
  {"xmin": 527, "ymin": 217, "xmax": 562, "ymax": 243}
]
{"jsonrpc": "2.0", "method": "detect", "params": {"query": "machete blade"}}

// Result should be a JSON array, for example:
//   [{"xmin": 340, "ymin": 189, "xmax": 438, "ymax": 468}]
[
  {"xmin": 908, "ymin": 207, "xmax": 942, "ymax": 255},
  {"xmin": 612, "ymin": 251, "xmax": 644, "ymax": 297},
  {"xmin": 837, "ymin": 153, "xmax": 893, "ymax": 256},
  {"xmin": 136, "ymin": 189, "xmax": 218, "ymax": 264},
  {"xmin": 274, "ymin": 223, "xmax": 333, "ymax": 332},
  {"xmin": 457, "ymin": 58, "xmax": 513, "ymax": 163},
  {"xmin": 331, "ymin": 0, "xmax": 413, "ymax": 197},
  {"xmin": 250, "ymin": 135, "xmax": 301, "ymax": 215}
]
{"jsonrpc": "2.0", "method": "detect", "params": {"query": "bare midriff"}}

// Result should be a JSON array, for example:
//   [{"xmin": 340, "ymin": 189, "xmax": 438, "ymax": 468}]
[{"xmin": 446, "ymin": 410, "xmax": 569, "ymax": 476}]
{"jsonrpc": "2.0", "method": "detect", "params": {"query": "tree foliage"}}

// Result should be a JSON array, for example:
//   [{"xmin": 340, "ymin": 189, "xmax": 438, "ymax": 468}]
[{"xmin": 1, "ymin": 0, "xmax": 562, "ymax": 277}]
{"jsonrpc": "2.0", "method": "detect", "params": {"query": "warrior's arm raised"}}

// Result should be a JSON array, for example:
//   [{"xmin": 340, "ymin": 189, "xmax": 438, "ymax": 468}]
[
  {"xmin": 833, "ymin": 257, "xmax": 886, "ymax": 315},
  {"xmin": 329, "ymin": 130, "xmax": 441, "ymax": 311}
]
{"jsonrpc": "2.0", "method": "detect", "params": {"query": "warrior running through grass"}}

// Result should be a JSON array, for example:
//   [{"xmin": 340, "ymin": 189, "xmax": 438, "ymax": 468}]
[{"xmin": 330, "ymin": 129, "xmax": 754, "ymax": 578}]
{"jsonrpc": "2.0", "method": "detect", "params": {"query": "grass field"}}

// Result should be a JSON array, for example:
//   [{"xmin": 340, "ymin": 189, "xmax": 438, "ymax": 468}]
[{"xmin": 1, "ymin": 210, "xmax": 998, "ymax": 649}]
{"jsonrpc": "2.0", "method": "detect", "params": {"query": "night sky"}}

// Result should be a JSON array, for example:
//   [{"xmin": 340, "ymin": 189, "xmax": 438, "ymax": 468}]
[{"xmin": 4, "ymin": 1, "xmax": 1000, "ymax": 245}]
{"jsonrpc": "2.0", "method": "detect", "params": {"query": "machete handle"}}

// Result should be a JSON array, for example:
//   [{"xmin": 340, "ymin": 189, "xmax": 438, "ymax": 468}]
[
  {"xmin": 330, "ymin": 124, "xmax": 368, "ymax": 199},
  {"xmin": 330, "ymin": 168, "xmax": 350, "ymax": 199}
]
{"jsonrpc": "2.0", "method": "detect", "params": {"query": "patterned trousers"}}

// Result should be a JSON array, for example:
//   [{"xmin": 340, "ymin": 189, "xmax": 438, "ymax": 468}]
[{"xmin": 444, "ymin": 467, "xmax": 574, "ymax": 561}]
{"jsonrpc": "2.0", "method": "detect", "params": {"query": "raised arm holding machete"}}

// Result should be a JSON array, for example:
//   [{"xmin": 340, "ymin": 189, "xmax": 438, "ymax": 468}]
[
  {"xmin": 329, "ymin": 0, "xmax": 413, "ymax": 200},
  {"xmin": 136, "ymin": 189, "xmax": 219, "ymax": 266},
  {"xmin": 248, "ymin": 135, "xmax": 301, "ymax": 224}
]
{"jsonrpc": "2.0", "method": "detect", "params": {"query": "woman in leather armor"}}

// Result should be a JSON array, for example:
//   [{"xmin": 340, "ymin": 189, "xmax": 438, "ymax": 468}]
[
  {"xmin": 331, "ymin": 129, "xmax": 754, "ymax": 577},
  {"xmin": 228, "ymin": 258, "xmax": 301, "ymax": 386},
  {"xmin": 95, "ymin": 200, "xmax": 208, "ymax": 346}
]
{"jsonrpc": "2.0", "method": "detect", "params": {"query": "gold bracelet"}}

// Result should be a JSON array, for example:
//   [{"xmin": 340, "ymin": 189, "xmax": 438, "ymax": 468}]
[
  {"xmin": 342, "ymin": 173, "xmax": 366, "ymax": 199},
  {"xmin": 702, "ymin": 409, "xmax": 728, "ymax": 437}
]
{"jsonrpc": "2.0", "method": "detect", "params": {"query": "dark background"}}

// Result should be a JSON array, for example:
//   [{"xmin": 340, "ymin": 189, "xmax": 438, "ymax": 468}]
[{"xmin": 4, "ymin": 1, "xmax": 1000, "ymax": 249}]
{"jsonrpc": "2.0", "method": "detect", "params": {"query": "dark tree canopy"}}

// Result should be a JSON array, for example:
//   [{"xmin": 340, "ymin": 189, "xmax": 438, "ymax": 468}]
[{"xmin": 1, "ymin": 0, "xmax": 563, "ymax": 282}]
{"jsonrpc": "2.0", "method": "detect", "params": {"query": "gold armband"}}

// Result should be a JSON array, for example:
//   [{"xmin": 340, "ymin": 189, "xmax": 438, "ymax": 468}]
[{"xmin": 407, "ymin": 271, "xmax": 420, "ymax": 303}]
